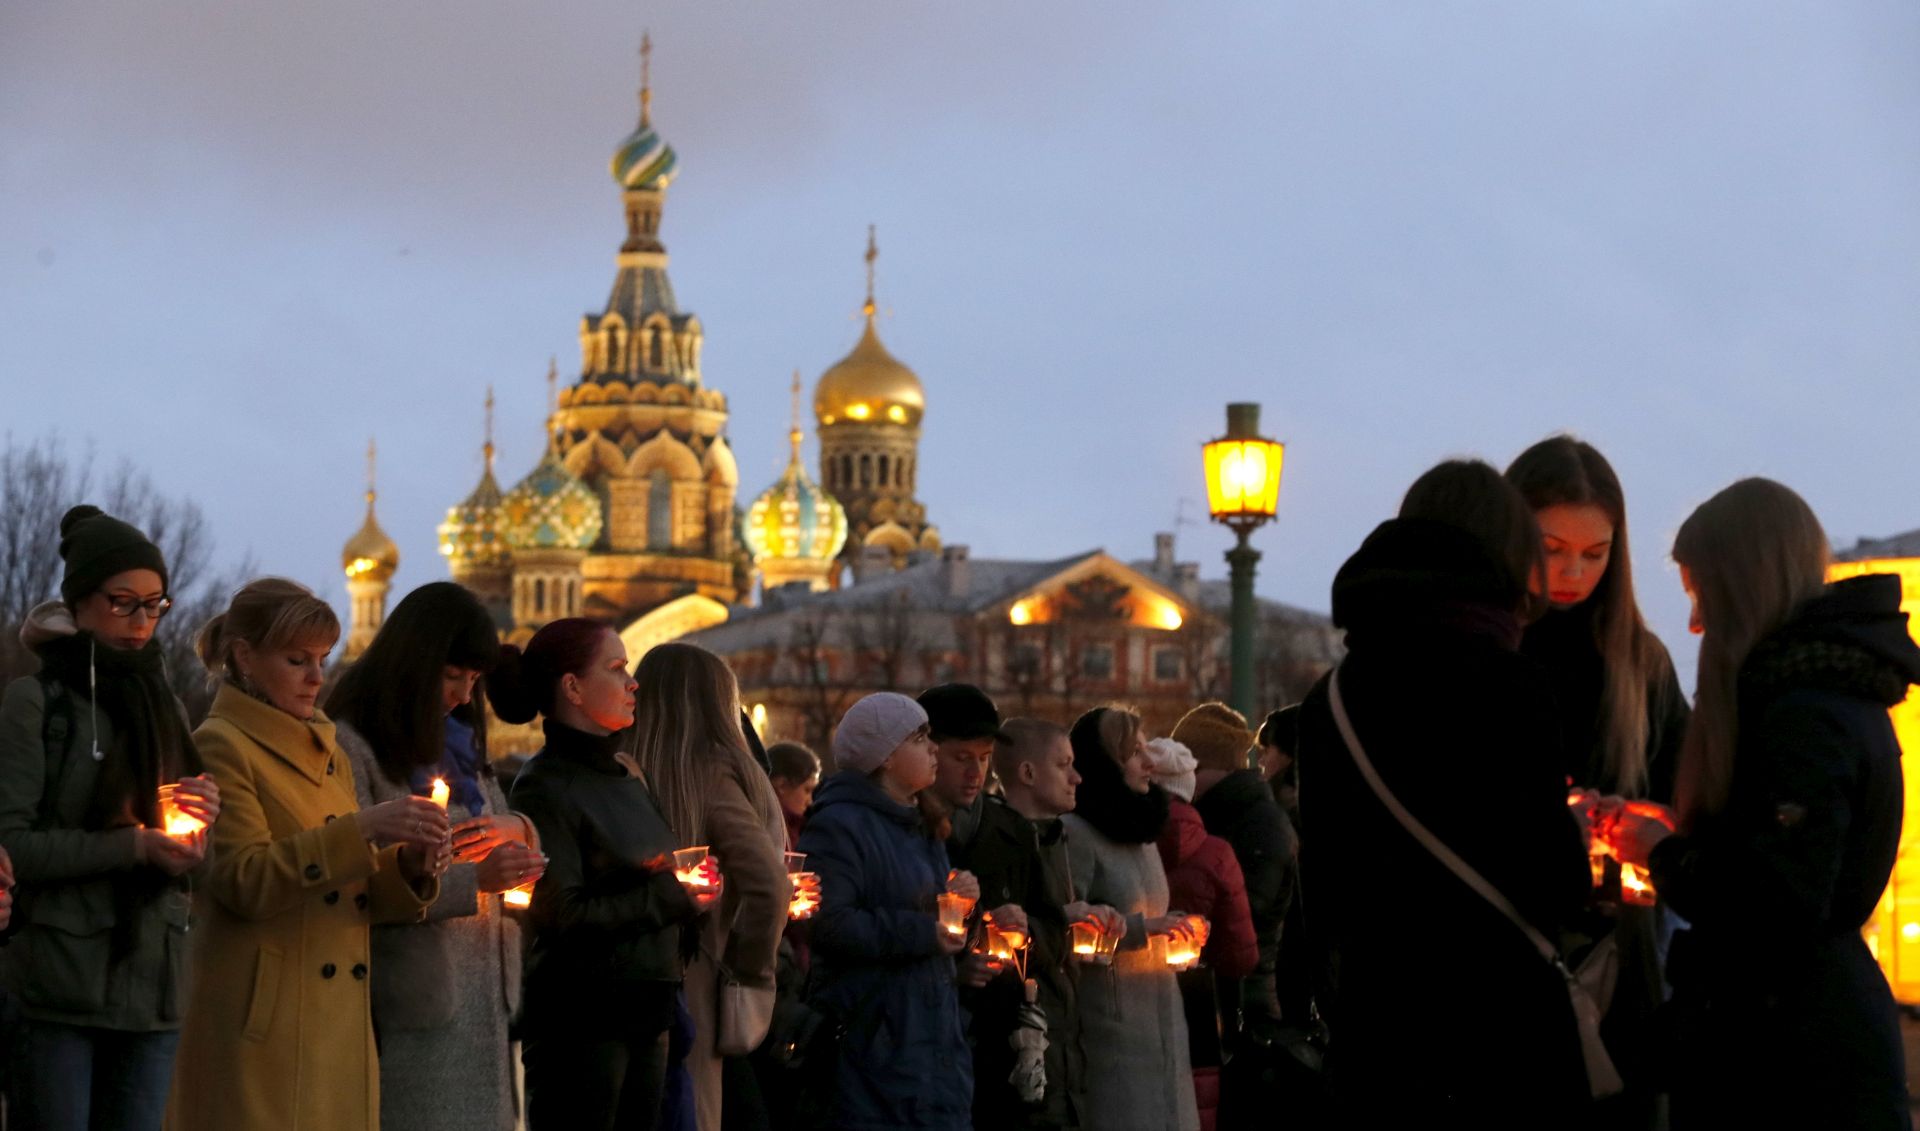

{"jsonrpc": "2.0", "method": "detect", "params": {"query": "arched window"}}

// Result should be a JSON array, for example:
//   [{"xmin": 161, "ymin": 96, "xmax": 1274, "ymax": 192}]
[
  {"xmin": 649, "ymin": 329, "xmax": 665, "ymax": 370},
  {"xmin": 608, "ymin": 327, "xmax": 624, "ymax": 372},
  {"xmin": 859, "ymin": 454, "xmax": 872, "ymax": 488},
  {"xmin": 841, "ymin": 454, "xmax": 854, "ymax": 487},
  {"xmin": 877, "ymin": 454, "xmax": 890, "ymax": 487},
  {"xmin": 533, "ymin": 578, "xmax": 546, "ymax": 614},
  {"xmin": 648, "ymin": 469, "xmax": 673, "ymax": 550}
]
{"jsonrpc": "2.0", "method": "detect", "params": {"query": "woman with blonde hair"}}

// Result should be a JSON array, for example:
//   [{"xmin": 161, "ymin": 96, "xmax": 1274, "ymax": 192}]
[
  {"xmin": 1609, "ymin": 478, "xmax": 1918, "ymax": 1129},
  {"xmin": 168, "ymin": 579, "xmax": 448, "ymax": 1131},
  {"xmin": 628, "ymin": 642, "xmax": 790, "ymax": 1131}
]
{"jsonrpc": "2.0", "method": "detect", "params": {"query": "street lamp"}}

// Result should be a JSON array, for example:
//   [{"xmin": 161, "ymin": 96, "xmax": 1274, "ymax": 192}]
[{"xmin": 1203, "ymin": 403, "xmax": 1286, "ymax": 721}]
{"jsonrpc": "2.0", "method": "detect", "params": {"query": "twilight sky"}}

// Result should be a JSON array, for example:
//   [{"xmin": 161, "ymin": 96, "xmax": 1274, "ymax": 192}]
[{"xmin": 4, "ymin": 1, "xmax": 1918, "ymax": 687}]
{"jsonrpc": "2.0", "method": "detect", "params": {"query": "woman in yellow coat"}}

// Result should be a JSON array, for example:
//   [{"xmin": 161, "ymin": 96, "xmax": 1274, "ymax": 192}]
[{"xmin": 166, "ymin": 579, "xmax": 448, "ymax": 1131}]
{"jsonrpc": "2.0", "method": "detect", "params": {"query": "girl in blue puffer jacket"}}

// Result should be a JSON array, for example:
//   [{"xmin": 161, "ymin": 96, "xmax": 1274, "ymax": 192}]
[{"xmin": 797, "ymin": 693, "xmax": 976, "ymax": 1131}]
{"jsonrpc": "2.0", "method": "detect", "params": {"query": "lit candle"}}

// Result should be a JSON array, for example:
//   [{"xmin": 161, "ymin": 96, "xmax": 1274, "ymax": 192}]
[
  {"xmin": 502, "ymin": 884, "xmax": 533, "ymax": 908},
  {"xmin": 1620, "ymin": 861, "xmax": 1657, "ymax": 907},
  {"xmin": 429, "ymin": 778, "xmax": 451, "ymax": 809},
  {"xmin": 788, "ymin": 871, "xmax": 821, "ymax": 920},
  {"xmin": 936, "ymin": 892, "xmax": 969, "ymax": 939},
  {"xmin": 673, "ymin": 846, "xmax": 714, "ymax": 889},
  {"xmin": 1068, "ymin": 920, "xmax": 1115, "ymax": 965},
  {"xmin": 157, "ymin": 784, "xmax": 205, "ymax": 841}
]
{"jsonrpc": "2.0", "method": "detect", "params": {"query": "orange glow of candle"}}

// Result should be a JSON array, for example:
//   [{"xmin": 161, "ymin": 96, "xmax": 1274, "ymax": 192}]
[
  {"xmin": 502, "ymin": 884, "xmax": 532, "ymax": 908},
  {"xmin": 429, "ymin": 778, "xmax": 451, "ymax": 809},
  {"xmin": 936, "ymin": 892, "xmax": 969, "ymax": 938},
  {"xmin": 673, "ymin": 846, "xmax": 715, "ymax": 889},
  {"xmin": 788, "ymin": 872, "xmax": 821, "ymax": 920},
  {"xmin": 1620, "ymin": 861, "xmax": 1657, "ymax": 906},
  {"xmin": 157, "ymin": 784, "xmax": 205, "ymax": 841}
]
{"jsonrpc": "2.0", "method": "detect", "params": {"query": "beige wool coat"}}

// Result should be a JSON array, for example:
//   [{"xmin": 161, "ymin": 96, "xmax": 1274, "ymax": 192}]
[
  {"xmin": 680, "ymin": 754, "xmax": 790, "ymax": 1131},
  {"xmin": 166, "ymin": 684, "xmax": 435, "ymax": 1131}
]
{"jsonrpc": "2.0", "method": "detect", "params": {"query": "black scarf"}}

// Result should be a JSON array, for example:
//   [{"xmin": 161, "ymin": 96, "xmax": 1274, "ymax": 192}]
[
  {"xmin": 1068, "ymin": 709, "xmax": 1170, "ymax": 844},
  {"xmin": 35, "ymin": 631, "xmax": 199, "ymax": 831}
]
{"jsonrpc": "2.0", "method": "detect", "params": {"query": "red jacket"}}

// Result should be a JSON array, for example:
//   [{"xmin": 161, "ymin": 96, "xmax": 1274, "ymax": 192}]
[{"xmin": 1156, "ymin": 798, "xmax": 1260, "ymax": 979}]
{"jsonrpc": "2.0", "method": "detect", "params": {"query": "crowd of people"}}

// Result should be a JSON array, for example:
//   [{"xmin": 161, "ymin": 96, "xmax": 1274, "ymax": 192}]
[{"xmin": 0, "ymin": 430, "xmax": 1914, "ymax": 1130}]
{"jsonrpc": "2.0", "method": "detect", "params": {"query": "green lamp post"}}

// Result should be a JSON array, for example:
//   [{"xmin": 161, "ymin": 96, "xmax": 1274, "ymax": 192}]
[{"xmin": 1203, "ymin": 403, "xmax": 1286, "ymax": 722}]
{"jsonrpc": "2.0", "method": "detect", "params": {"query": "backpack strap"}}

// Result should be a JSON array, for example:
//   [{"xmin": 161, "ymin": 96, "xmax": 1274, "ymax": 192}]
[{"xmin": 33, "ymin": 672, "xmax": 77, "ymax": 832}]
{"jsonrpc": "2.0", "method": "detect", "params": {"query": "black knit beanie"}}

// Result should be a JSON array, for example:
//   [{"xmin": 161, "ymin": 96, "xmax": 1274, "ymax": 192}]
[{"xmin": 58, "ymin": 504, "xmax": 169, "ymax": 607}]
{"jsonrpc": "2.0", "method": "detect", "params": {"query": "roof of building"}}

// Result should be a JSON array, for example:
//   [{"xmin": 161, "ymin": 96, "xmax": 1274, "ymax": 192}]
[
  {"xmin": 685, "ymin": 550, "xmax": 1099, "ymax": 654},
  {"xmin": 1837, "ymin": 529, "xmax": 1920, "ymax": 562}
]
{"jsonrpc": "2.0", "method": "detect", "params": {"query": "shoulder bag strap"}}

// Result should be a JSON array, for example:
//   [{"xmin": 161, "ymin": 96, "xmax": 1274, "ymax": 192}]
[{"xmin": 1327, "ymin": 666, "xmax": 1623, "ymax": 1099}]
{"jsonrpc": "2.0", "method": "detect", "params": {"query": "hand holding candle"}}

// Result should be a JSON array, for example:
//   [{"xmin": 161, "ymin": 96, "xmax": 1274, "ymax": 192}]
[
  {"xmin": 673, "ymin": 847, "xmax": 724, "ymax": 909},
  {"xmin": 163, "ymin": 775, "xmax": 221, "ymax": 834},
  {"xmin": 1595, "ymin": 798, "xmax": 1677, "ymax": 868},
  {"xmin": 157, "ymin": 783, "xmax": 208, "ymax": 841},
  {"xmin": 788, "ymin": 871, "xmax": 821, "ymax": 920},
  {"xmin": 429, "ymin": 777, "xmax": 451, "ymax": 809}
]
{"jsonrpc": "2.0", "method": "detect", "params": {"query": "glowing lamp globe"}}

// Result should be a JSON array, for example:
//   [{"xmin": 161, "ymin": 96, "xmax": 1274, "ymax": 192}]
[{"xmin": 1203, "ymin": 404, "xmax": 1285, "ymax": 530}]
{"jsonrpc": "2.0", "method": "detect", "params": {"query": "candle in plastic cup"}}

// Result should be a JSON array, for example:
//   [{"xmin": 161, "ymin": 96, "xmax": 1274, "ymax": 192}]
[
  {"xmin": 788, "ymin": 872, "xmax": 821, "ymax": 920},
  {"xmin": 673, "ymin": 846, "xmax": 714, "ymax": 888},
  {"xmin": 1589, "ymin": 851, "xmax": 1608, "ymax": 888},
  {"xmin": 1620, "ymin": 861, "xmax": 1657, "ymax": 907},
  {"xmin": 936, "ymin": 892, "xmax": 969, "ymax": 938},
  {"xmin": 502, "ymin": 884, "xmax": 533, "ymax": 908},
  {"xmin": 1068, "ymin": 920, "xmax": 1115, "ymax": 965},
  {"xmin": 157, "ymin": 784, "xmax": 206, "ymax": 840},
  {"xmin": 783, "ymin": 851, "xmax": 807, "ymax": 874},
  {"xmin": 429, "ymin": 778, "xmax": 451, "ymax": 809}
]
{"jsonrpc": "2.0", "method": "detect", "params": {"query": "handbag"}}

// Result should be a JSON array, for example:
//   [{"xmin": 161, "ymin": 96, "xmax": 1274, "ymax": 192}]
[
  {"xmin": 1327, "ymin": 668, "xmax": 1625, "ymax": 1100},
  {"xmin": 715, "ymin": 964, "xmax": 777, "ymax": 1056}
]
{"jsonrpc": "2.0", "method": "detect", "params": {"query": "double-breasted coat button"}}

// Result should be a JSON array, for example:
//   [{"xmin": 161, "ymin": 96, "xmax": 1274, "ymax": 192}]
[
  {"xmin": 304, "ymin": 864, "xmax": 322, "ymax": 881},
  {"xmin": 351, "ymin": 963, "xmax": 368, "ymax": 980},
  {"xmin": 354, "ymin": 893, "xmax": 369, "ymax": 910},
  {"xmin": 324, "ymin": 891, "xmax": 340, "ymax": 905},
  {"xmin": 321, "ymin": 963, "xmax": 337, "ymax": 979},
  {"xmin": 326, "ymin": 759, "xmax": 336, "ymax": 774},
  {"xmin": 324, "ymin": 814, "xmax": 337, "ymax": 824}
]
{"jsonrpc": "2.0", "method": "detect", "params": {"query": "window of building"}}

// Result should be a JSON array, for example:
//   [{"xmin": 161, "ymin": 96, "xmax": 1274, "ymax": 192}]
[
  {"xmin": 1082, "ymin": 642, "xmax": 1115, "ymax": 681},
  {"xmin": 648, "ymin": 469, "xmax": 673, "ymax": 550},
  {"xmin": 533, "ymin": 577, "xmax": 546, "ymax": 614},
  {"xmin": 1153, "ymin": 646, "xmax": 1182, "ymax": 682}
]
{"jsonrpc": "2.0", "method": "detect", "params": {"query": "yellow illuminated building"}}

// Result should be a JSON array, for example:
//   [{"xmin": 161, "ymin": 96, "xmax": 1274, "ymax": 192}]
[{"xmin": 1830, "ymin": 540, "xmax": 1920, "ymax": 1002}]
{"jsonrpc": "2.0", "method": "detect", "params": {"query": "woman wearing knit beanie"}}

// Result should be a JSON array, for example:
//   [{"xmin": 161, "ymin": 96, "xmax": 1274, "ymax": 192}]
[
  {"xmin": 1176, "ymin": 701, "xmax": 1297, "ymax": 1032},
  {"xmin": 0, "ymin": 504, "xmax": 223, "ymax": 1131},
  {"xmin": 1062, "ymin": 707, "xmax": 1201, "ymax": 1131}
]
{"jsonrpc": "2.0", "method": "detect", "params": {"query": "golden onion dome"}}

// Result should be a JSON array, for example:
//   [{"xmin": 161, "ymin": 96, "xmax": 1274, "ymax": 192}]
[
  {"xmin": 342, "ymin": 495, "xmax": 400, "ymax": 582},
  {"xmin": 814, "ymin": 316, "xmax": 925, "ymax": 429}
]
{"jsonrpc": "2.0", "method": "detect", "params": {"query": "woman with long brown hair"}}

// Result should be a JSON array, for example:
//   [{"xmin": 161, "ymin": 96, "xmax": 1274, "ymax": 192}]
[
  {"xmin": 1507, "ymin": 435, "xmax": 1689, "ymax": 801},
  {"xmin": 168, "ymin": 578, "xmax": 447, "ymax": 1131},
  {"xmin": 1609, "ymin": 479, "xmax": 1917, "ymax": 1129},
  {"xmin": 627, "ymin": 642, "xmax": 789, "ymax": 1131},
  {"xmin": 325, "ymin": 581, "xmax": 543, "ymax": 1131},
  {"xmin": 1506, "ymin": 435, "xmax": 1690, "ymax": 1125}
]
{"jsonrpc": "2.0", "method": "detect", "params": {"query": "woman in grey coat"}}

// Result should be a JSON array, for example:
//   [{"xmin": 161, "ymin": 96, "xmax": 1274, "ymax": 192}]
[
  {"xmin": 325, "ymin": 583, "xmax": 545, "ymax": 1131},
  {"xmin": 1061, "ymin": 707, "xmax": 1200, "ymax": 1131}
]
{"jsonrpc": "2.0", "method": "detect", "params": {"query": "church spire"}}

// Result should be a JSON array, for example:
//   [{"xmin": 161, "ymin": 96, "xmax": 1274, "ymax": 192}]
[
  {"xmin": 789, "ymin": 369, "xmax": 805, "ymax": 461},
  {"xmin": 639, "ymin": 32, "xmax": 653, "ymax": 127},
  {"xmin": 364, "ymin": 437, "xmax": 378, "ymax": 512},
  {"xmin": 483, "ymin": 385, "xmax": 496, "ymax": 473},
  {"xmin": 863, "ymin": 224, "xmax": 878, "ymax": 320}
]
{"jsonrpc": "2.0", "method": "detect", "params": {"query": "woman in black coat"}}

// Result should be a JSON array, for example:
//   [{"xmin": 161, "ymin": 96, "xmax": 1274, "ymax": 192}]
[
  {"xmin": 1297, "ymin": 461, "xmax": 1594, "ymax": 1126},
  {"xmin": 496, "ymin": 618, "xmax": 718, "ymax": 1131},
  {"xmin": 1610, "ymin": 479, "xmax": 1918, "ymax": 1130}
]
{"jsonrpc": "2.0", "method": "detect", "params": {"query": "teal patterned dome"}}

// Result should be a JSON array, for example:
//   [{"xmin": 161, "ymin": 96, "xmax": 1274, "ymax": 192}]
[
  {"xmin": 502, "ymin": 450, "xmax": 603, "ymax": 552},
  {"xmin": 438, "ymin": 467, "xmax": 510, "ymax": 567},
  {"xmin": 744, "ymin": 433, "xmax": 848, "ymax": 566},
  {"xmin": 612, "ymin": 122, "xmax": 677, "ymax": 191}
]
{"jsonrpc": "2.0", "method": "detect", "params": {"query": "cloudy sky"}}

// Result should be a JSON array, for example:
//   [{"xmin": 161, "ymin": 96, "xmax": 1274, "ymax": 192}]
[{"xmin": 5, "ymin": 1, "xmax": 1917, "ymax": 684}]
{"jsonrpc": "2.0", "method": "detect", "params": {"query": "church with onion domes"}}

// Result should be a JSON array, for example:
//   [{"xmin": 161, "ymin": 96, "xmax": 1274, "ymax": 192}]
[{"xmin": 336, "ymin": 37, "xmax": 942, "ymax": 686}]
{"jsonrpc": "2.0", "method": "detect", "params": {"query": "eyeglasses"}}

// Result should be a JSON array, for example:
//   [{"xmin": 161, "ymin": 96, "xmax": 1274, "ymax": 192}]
[{"xmin": 102, "ymin": 594, "xmax": 173, "ymax": 620}]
